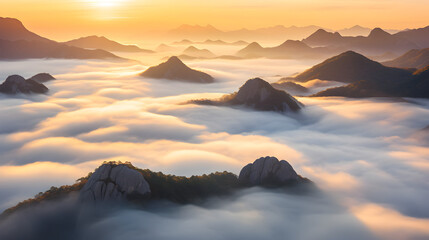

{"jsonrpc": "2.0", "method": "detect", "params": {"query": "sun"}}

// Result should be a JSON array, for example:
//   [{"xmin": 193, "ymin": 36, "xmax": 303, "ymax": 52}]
[{"xmin": 89, "ymin": 0, "xmax": 126, "ymax": 8}]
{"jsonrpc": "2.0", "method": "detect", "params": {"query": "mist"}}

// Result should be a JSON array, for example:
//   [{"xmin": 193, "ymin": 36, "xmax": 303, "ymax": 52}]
[{"xmin": 0, "ymin": 57, "xmax": 428, "ymax": 239}]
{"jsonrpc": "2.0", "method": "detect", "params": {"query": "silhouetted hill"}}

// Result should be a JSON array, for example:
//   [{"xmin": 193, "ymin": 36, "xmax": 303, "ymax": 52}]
[
  {"xmin": 140, "ymin": 56, "xmax": 214, "ymax": 83},
  {"xmin": 189, "ymin": 78, "xmax": 303, "ymax": 112},
  {"xmin": 236, "ymin": 40, "xmax": 326, "ymax": 59},
  {"xmin": 182, "ymin": 46, "xmax": 216, "ymax": 58},
  {"xmin": 27, "ymin": 73, "xmax": 55, "ymax": 83},
  {"xmin": 302, "ymin": 27, "xmax": 419, "ymax": 56},
  {"xmin": 394, "ymin": 26, "xmax": 429, "ymax": 48},
  {"xmin": 293, "ymin": 51, "xmax": 413, "ymax": 83},
  {"xmin": 303, "ymin": 29, "xmax": 343, "ymax": 46},
  {"xmin": 383, "ymin": 48, "xmax": 429, "ymax": 69},
  {"xmin": 0, "ymin": 17, "xmax": 50, "ymax": 42},
  {"xmin": 172, "ymin": 39, "xmax": 194, "ymax": 45},
  {"xmin": 0, "ymin": 39, "xmax": 121, "ymax": 60},
  {"xmin": 337, "ymin": 25, "xmax": 372, "ymax": 36},
  {"xmin": 311, "ymin": 54, "xmax": 429, "ymax": 98},
  {"xmin": 155, "ymin": 43, "xmax": 176, "ymax": 52},
  {"xmin": 168, "ymin": 24, "xmax": 329, "ymax": 42},
  {"xmin": 0, "ymin": 75, "xmax": 48, "ymax": 94},
  {"xmin": 64, "ymin": 36, "xmax": 153, "ymax": 53},
  {"xmin": 0, "ymin": 18, "xmax": 122, "ymax": 60}
]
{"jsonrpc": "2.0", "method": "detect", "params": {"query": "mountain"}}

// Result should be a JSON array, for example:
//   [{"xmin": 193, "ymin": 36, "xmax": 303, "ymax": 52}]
[
  {"xmin": 293, "ymin": 51, "xmax": 413, "ymax": 83},
  {"xmin": 236, "ymin": 40, "xmax": 326, "ymax": 59},
  {"xmin": 2, "ymin": 158, "xmax": 311, "ymax": 217},
  {"xmin": 303, "ymin": 29, "xmax": 344, "ymax": 46},
  {"xmin": 383, "ymin": 48, "xmax": 429, "ymax": 69},
  {"xmin": 182, "ymin": 46, "xmax": 216, "ymax": 58},
  {"xmin": 271, "ymin": 81, "xmax": 309, "ymax": 95},
  {"xmin": 198, "ymin": 39, "xmax": 248, "ymax": 46},
  {"xmin": 239, "ymin": 157, "xmax": 306, "ymax": 187},
  {"xmin": 27, "ymin": 73, "xmax": 55, "ymax": 83},
  {"xmin": 140, "ymin": 56, "xmax": 214, "ymax": 83},
  {"xmin": 172, "ymin": 39, "xmax": 194, "ymax": 45},
  {"xmin": 309, "ymin": 53, "xmax": 429, "ymax": 98},
  {"xmin": 0, "ymin": 17, "xmax": 122, "ymax": 60},
  {"xmin": 0, "ymin": 39, "xmax": 120, "ymax": 60},
  {"xmin": 337, "ymin": 25, "xmax": 372, "ymax": 36},
  {"xmin": 394, "ymin": 26, "xmax": 429, "ymax": 48},
  {"xmin": 0, "ymin": 17, "xmax": 50, "ymax": 42},
  {"xmin": 302, "ymin": 27, "xmax": 419, "ymax": 56},
  {"xmin": 0, "ymin": 75, "xmax": 48, "ymax": 94},
  {"xmin": 168, "ymin": 24, "xmax": 330, "ymax": 42},
  {"xmin": 155, "ymin": 43, "xmax": 176, "ymax": 52},
  {"xmin": 64, "ymin": 36, "xmax": 153, "ymax": 53},
  {"xmin": 189, "ymin": 78, "xmax": 303, "ymax": 112}
]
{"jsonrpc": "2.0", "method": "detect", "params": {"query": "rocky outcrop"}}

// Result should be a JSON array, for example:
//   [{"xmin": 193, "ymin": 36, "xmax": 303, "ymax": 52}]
[
  {"xmin": 79, "ymin": 163, "xmax": 150, "ymax": 203},
  {"xmin": 238, "ymin": 156, "xmax": 304, "ymax": 186},
  {"xmin": 189, "ymin": 78, "xmax": 303, "ymax": 112},
  {"xmin": 140, "ymin": 56, "xmax": 214, "ymax": 83},
  {"xmin": 0, "ymin": 75, "xmax": 48, "ymax": 94},
  {"xmin": 27, "ymin": 73, "xmax": 56, "ymax": 83}
]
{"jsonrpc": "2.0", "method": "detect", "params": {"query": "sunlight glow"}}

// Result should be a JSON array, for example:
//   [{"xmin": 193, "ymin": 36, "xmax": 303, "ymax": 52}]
[{"xmin": 88, "ymin": 0, "xmax": 126, "ymax": 8}]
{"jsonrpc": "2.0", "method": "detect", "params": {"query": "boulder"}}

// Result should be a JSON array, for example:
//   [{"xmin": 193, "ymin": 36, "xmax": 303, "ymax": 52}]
[
  {"xmin": 79, "ymin": 163, "xmax": 151, "ymax": 203},
  {"xmin": 238, "ymin": 156, "xmax": 301, "ymax": 186}
]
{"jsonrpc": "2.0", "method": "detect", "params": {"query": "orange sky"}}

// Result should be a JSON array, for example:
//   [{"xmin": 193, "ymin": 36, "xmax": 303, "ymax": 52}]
[{"xmin": 0, "ymin": 0, "xmax": 428, "ymax": 42}]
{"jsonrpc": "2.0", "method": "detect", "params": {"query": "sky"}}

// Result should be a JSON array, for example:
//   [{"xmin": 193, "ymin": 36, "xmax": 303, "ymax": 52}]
[{"xmin": 0, "ymin": 0, "xmax": 428, "ymax": 41}]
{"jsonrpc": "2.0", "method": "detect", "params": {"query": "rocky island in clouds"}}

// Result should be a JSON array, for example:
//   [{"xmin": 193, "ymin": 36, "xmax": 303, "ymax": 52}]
[{"xmin": 0, "ymin": 0, "xmax": 429, "ymax": 239}]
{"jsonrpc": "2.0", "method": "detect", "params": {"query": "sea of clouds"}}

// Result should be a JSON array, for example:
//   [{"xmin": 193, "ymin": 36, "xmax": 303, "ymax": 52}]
[{"xmin": 0, "ymin": 56, "xmax": 428, "ymax": 239}]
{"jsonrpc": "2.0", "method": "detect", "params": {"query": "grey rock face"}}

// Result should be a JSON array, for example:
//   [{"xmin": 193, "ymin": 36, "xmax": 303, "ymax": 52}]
[
  {"xmin": 238, "ymin": 156, "xmax": 301, "ymax": 186},
  {"xmin": 80, "ymin": 163, "xmax": 151, "ymax": 203}
]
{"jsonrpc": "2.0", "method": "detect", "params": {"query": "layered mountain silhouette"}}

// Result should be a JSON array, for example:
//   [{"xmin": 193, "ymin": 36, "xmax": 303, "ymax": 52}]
[
  {"xmin": 236, "ymin": 40, "xmax": 327, "ymax": 59},
  {"xmin": 0, "ymin": 17, "xmax": 121, "ymax": 60},
  {"xmin": 64, "ymin": 36, "xmax": 153, "ymax": 53},
  {"xmin": 383, "ymin": 48, "xmax": 429, "ymax": 69},
  {"xmin": 189, "ymin": 78, "xmax": 303, "ymax": 112},
  {"xmin": 140, "ymin": 56, "xmax": 214, "ymax": 83},
  {"xmin": 303, "ymin": 29, "xmax": 343, "ymax": 46},
  {"xmin": 155, "ymin": 43, "xmax": 176, "ymax": 52},
  {"xmin": 395, "ymin": 26, "xmax": 429, "ymax": 48},
  {"xmin": 168, "ymin": 24, "xmax": 329, "ymax": 42},
  {"xmin": 292, "ymin": 51, "xmax": 412, "ymax": 83},
  {"xmin": 0, "ymin": 75, "xmax": 48, "ymax": 94},
  {"xmin": 182, "ymin": 46, "xmax": 216, "ymax": 59},
  {"xmin": 302, "ymin": 27, "xmax": 425, "ymax": 56},
  {"xmin": 337, "ymin": 25, "xmax": 372, "ymax": 37},
  {"xmin": 305, "ymin": 51, "xmax": 429, "ymax": 98}
]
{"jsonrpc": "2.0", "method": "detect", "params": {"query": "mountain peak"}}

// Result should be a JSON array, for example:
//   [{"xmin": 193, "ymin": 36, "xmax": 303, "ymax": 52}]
[
  {"xmin": 368, "ymin": 27, "xmax": 391, "ymax": 38},
  {"xmin": 165, "ymin": 56, "xmax": 185, "ymax": 65},
  {"xmin": 141, "ymin": 57, "xmax": 214, "ymax": 83}
]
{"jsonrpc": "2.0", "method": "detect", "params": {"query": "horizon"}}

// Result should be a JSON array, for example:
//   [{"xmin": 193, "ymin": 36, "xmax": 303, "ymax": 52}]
[{"xmin": 1, "ymin": 0, "xmax": 428, "ymax": 42}]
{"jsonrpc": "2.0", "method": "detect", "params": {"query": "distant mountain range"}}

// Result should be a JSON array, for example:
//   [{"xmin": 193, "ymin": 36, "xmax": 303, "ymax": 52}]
[
  {"xmin": 283, "ymin": 50, "xmax": 429, "ymax": 98},
  {"xmin": 182, "ymin": 46, "xmax": 216, "ymax": 59},
  {"xmin": 236, "ymin": 40, "xmax": 330, "ymax": 59},
  {"xmin": 168, "ymin": 24, "xmax": 331, "ymax": 42},
  {"xmin": 236, "ymin": 26, "xmax": 429, "ymax": 60},
  {"xmin": 173, "ymin": 39, "xmax": 248, "ymax": 46},
  {"xmin": 302, "ymin": 27, "xmax": 429, "ymax": 56},
  {"xmin": 0, "ymin": 17, "xmax": 122, "ymax": 60},
  {"xmin": 64, "ymin": 35, "xmax": 154, "ymax": 53},
  {"xmin": 140, "ymin": 56, "xmax": 214, "ymax": 83}
]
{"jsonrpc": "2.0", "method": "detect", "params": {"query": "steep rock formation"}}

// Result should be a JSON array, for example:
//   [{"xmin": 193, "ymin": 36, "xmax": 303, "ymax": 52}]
[
  {"xmin": 238, "ymin": 156, "xmax": 304, "ymax": 186},
  {"xmin": 79, "ymin": 163, "xmax": 151, "ymax": 203}
]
